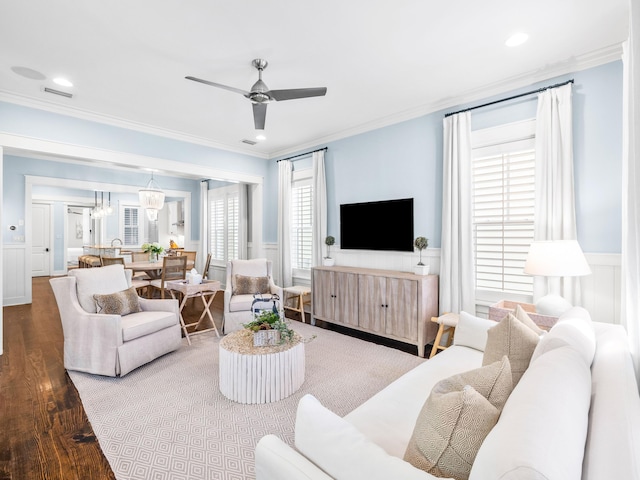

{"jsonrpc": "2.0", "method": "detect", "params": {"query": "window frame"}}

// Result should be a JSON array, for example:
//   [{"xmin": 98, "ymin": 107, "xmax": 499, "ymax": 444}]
[
  {"xmin": 208, "ymin": 184, "xmax": 242, "ymax": 267},
  {"xmin": 291, "ymin": 168, "xmax": 313, "ymax": 279},
  {"xmin": 471, "ymin": 119, "xmax": 536, "ymax": 305},
  {"xmin": 119, "ymin": 204, "xmax": 145, "ymax": 247}
]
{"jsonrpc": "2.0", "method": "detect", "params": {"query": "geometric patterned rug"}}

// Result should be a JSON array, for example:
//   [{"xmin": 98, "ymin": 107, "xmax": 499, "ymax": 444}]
[{"xmin": 68, "ymin": 322, "xmax": 426, "ymax": 480}]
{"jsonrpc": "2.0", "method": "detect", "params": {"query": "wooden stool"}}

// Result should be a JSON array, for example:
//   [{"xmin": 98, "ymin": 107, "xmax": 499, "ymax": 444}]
[
  {"xmin": 429, "ymin": 312, "xmax": 459, "ymax": 358},
  {"xmin": 283, "ymin": 286, "xmax": 311, "ymax": 322}
]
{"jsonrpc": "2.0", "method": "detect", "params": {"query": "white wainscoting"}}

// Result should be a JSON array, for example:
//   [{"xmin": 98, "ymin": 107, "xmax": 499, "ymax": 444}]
[
  {"xmin": 266, "ymin": 244, "xmax": 621, "ymax": 326},
  {"xmin": 3, "ymin": 245, "xmax": 30, "ymax": 306}
]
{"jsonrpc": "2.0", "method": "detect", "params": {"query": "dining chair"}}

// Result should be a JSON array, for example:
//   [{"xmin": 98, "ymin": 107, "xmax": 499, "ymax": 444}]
[
  {"xmin": 177, "ymin": 250, "xmax": 197, "ymax": 268},
  {"xmin": 149, "ymin": 256, "xmax": 188, "ymax": 299},
  {"xmin": 131, "ymin": 251, "xmax": 150, "ymax": 262},
  {"xmin": 100, "ymin": 256, "xmax": 150, "ymax": 296}
]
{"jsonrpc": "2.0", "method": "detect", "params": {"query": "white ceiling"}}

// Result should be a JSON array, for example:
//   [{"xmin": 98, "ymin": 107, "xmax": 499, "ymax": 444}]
[{"xmin": 0, "ymin": 0, "xmax": 629, "ymax": 159}]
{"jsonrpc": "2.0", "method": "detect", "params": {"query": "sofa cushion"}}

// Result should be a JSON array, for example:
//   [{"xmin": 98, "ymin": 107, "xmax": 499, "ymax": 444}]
[
  {"xmin": 404, "ymin": 357, "xmax": 512, "ymax": 480},
  {"xmin": 120, "ymin": 310, "xmax": 178, "ymax": 342},
  {"xmin": 483, "ymin": 313, "xmax": 539, "ymax": 386},
  {"xmin": 94, "ymin": 286, "xmax": 142, "ymax": 316},
  {"xmin": 233, "ymin": 274, "xmax": 270, "ymax": 295},
  {"xmin": 295, "ymin": 394, "xmax": 433, "ymax": 480},
  {"xmin": 453, "ymin": 312, "xmax": 496, "ymax": 352},
  {"xmin": 531, "ymin": 316, "xmax": 596, "ymax": 367},
  {"xmin": 70, "ymin": 264, "xmax": 131, "ymax": 313},
  {"xmin": 470, "ymin": 345, "xmax": 591, "ymax": 480}
]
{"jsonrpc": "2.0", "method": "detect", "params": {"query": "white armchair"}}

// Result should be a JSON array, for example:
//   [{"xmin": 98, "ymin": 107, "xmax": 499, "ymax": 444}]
[
  {"xmin": 224, "ymin": 258, "xmax": 283, "ymax": 334},
  {"xmin": 49, "ymin": 264, "xmax": 182, "ymax": 377}
]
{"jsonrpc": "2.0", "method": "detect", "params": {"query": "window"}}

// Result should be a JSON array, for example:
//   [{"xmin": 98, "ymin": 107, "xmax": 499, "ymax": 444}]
[
  {"xmin": 471, "ymin": 120, "xmax": 535, "ymax": 296},
  {"xmin": 291, "ymin": 177, "xmax": 313, "ymax": 270},
  {"xmin": 121, "ymin": 205, "xmax": 141, "ymax": 246},
  {"xmin": 208, "ymin": 185, "xmax": 242, "ymax": 263},
  {"xmin": 120, "ymin": 205, "xmax": 158, "ymax": 246}
]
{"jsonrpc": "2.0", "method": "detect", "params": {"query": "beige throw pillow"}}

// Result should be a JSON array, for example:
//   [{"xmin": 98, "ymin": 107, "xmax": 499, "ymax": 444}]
[
  {"xmin": 514, "ymin": 304, "xmax": 544, "ymax": 335},
  {"xmin": 233, "ymin": 275, "xmax": 270, "ymax": 295},
  {"xmin": 483, "ymin": 313, "xmax": 540, "ymax": 386},
  {"xmin": 404, "ymin": 357, "xmax": 513, "ymax": 480},
  {"xmin": 94, "ymin": 286, "xmax": 142, "ymax": 315}
]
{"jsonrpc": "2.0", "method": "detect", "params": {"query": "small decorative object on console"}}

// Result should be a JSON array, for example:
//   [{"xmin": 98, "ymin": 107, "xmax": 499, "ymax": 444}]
[
  {"xmin": 413, "ymin": 236, "xmax": 429, "ymax": 275},
  {"xmin": 323, "ymin": 235, "xmax": 336, "ymax": 266}
]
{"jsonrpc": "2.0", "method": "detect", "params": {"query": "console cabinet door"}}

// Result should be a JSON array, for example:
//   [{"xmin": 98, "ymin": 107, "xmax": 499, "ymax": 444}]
[
  {"xmin": 385, "ymin": 278, "xmax": 419, "ymax": 341},
  {"xmin": 358, "ymin": 274, "xmax": 386, "ymax": 334},
  {"xmin": 334, "ymin": 272, "xmax": 359, "ymax": 327},
  {"xmin": 313, "ymin": 269, "xmax": 334, "ymax": 320}
]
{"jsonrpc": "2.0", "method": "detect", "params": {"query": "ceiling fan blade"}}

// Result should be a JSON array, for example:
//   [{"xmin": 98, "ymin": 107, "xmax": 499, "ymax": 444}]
[
  {"xmin": 253, "ymin": 103, "xmax": 267, "ymax": 130},
  {"xmin": 269, "ymin": 87, "xmax": 327, "ymax": 101},
  {"xmin": 185, "ymin": 76, "xmax": 250, "ymax": 96}
]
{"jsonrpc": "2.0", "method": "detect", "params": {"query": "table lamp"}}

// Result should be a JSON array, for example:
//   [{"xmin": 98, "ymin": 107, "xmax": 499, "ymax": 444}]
[{"xmin": 523, "ymin": 240, "xmax": 591, "ymax": 317}]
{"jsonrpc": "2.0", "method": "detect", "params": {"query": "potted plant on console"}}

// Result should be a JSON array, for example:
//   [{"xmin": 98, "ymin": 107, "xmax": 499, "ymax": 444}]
[
  {"xmin": 323, "ymin": 236, "xmax": 336, "ymax": 266},
  {"xmin": 413, "ymin": 236, "xmax": 429, "ymax": 275}
]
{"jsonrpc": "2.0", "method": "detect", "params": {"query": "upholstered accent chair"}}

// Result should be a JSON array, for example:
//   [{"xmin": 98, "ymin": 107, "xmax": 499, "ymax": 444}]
[
  {"xmin": 223, "ymin": 258, "xmax": 282, "ymax": 334},
  {"xmin": 50, "ymin": 264, "xmax": 182, "ymax": 377}
]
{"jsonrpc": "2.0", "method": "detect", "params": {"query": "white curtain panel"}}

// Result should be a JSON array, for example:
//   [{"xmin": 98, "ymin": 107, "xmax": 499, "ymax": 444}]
[
  {"xmin": 278, "ymin": 160, "xmax": 292, "ymax": 287},
  {"xmin": 533, "ymin": 84, "xmax": 582, "ymax": 305},
  {"xmin": 199, "ymin": 180, "xmax": 209, "ymax": 275},
  {"xmin": 238, "ymin": 183, "xmax": 248, "ymax": 260},
  {"xmin": 440, "ymin": 111, "xmax": 475, "ymax": 314},
  {"xmin": 312, "ymin": 150, "xmax": 327, "ymax": 267},
  {"xmin": 623, "ymin": 0, "xmax": 640, "ymax": 388}
]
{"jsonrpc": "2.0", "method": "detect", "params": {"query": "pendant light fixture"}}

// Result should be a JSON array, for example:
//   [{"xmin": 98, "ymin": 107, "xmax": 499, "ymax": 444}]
[
  {"xmin": 105, "ymin": 192, "xmax": 114, "ymax": 216},
  {"xmin": 139, "ymin": 171, "xmax": 165, "ymax": 222}
]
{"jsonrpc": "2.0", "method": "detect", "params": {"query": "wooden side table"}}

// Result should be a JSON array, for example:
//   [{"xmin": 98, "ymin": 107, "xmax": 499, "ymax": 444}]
[
  {"xmin": 219, "ymin": 330, "xmax": 305, "ymax": 404},
  {"xmin": 429, "ymin": 312, "xmax": 459, "ymax": 358},
  {"xmin": 166, "ymin": 279, "xmax": 222, "ymax": 345},
  {"xmin": 283, "ymin": 285, "xmax": 311, "ymax": 322}
]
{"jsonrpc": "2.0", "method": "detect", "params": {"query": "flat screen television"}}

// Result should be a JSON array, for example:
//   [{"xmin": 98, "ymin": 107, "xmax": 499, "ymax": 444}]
[{"xmin": 340, "ymin": 198, "xmax": 414, "ymax": 252}]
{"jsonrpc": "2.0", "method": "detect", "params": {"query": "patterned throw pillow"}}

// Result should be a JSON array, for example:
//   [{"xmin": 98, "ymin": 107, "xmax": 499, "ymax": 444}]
[
  {"xmin": 404, "ymin": 357, "xmax": 513, "ymax": 480},
  {"xmin": 94, "ymin": 286, "xmax": 142, "ymax": 315},
  {"xmin": 233, "ymin": 275, "xmax": 270, "ymax": 295},
  {"xmin": 483, "ymin": 313, "xmax": 540, "ymax": 386}
]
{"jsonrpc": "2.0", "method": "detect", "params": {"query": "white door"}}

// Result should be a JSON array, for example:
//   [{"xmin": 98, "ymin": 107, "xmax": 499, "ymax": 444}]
[{"xmin": 32, "ymin": 203, "xmax": 51, "ymax": 277}]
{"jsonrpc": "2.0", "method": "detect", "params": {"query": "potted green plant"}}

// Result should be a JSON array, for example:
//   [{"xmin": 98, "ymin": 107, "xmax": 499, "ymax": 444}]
[
  {"xmin": 141, "ymin": 242, "xmax": 164, "ymax": 262},
  {"xmin": 413, "ymin": 236, "xmax": 429, "ymax": 275},
  {"xmin": 243, "ymin": 310, "xmax": 295, "ymax": 346},
  {"xmin": 323, "ymin": 235, "xmax": 336, "ymax": 266}
]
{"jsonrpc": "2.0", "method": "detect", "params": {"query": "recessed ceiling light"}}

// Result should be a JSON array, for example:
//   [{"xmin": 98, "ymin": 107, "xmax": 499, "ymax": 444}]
[
  {"xmin": 506, "ymin": 32, "xmax": 529, "ymax": 47},
  {"xmin": 53, "ymin": 77, "xmax": 73, "ymax": 87},
  {"xmin": 256, "ymin": 134, "xmax": 266, "ymax": 141}
]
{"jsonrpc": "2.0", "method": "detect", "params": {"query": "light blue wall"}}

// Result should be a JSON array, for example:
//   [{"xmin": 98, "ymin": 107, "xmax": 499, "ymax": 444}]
[{"xmin": 267, "ymin": 60, "xmax": 623, "ymax": 253}]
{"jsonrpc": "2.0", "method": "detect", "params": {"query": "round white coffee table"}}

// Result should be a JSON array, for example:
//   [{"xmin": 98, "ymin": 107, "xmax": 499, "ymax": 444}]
[{"xmin": 219, "ymin": 330, "xmax": 305, "ymax": 404}]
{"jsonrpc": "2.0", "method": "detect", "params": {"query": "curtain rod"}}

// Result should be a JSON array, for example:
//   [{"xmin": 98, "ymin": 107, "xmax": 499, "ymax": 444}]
[
  {"xmin": 276, "ymin": 147, "xmax": 328, "ymax": 162},
  {"xmin": 444, "ymin": 79, "xmax": 574, "ymax": 118}
]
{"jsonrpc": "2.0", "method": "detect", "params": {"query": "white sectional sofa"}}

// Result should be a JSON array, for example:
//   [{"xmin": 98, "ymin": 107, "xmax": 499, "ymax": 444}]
[{"xmin": 255, "ymin": 307, "xmax": 640, "ymax": 480}]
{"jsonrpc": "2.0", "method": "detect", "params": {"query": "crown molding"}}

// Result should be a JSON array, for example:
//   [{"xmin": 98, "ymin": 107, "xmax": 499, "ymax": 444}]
[
  {"xmin": 268, "ymin": 43, "xmax": 623, "ymax": 159},
  {"xmin": 0, "ymin": 91, "xmax": 269, "ymax": 159},
  {"xmin": 0, "ymin": 43, "xmax": 623, "ymax": 161}
]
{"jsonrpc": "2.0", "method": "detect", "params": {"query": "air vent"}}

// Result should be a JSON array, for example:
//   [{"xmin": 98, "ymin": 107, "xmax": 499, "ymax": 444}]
[
  {"xmin": 44, "ymin": 87, "xmax": 73, "ymax": 98},
  {"xmin": 241, "ymin": 139, "xmax": 257, "ymax": 145}
]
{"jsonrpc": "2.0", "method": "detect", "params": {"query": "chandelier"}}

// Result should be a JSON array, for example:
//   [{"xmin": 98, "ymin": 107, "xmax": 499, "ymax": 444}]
[{"xmin": 139, "ymin": 172, "xmax": 165, "ymax": 220}]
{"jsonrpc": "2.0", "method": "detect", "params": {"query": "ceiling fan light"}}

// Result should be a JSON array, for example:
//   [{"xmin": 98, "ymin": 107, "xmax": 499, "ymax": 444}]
[{"xmin": 506, "ymin": 32, "xmax": 529, "ymax": 47}]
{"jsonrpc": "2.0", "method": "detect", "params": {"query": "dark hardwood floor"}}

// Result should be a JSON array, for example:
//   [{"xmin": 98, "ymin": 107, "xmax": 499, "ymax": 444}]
[{"xmin": 0, "ymin": 276, "xmax": 225, "ymax": 480}]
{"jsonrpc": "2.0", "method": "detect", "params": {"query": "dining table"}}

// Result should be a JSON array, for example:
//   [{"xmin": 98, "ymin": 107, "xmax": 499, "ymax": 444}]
[{"xmin": 126, "ymin": 259, "xmax": 195, "ymax": 280}]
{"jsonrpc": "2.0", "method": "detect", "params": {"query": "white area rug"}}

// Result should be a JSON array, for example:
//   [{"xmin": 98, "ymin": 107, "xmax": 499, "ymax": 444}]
[{"xmin": 69, "ymin": 322, "xmax": 425, "ymax": 480}]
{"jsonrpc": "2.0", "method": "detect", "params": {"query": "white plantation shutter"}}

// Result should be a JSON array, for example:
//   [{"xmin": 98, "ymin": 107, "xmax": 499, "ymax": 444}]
[
  {"xmin": 472, "ymin": 132, "xmax": 536, "ymax": 295},
  {"xmin": 210, "ymin": 197, "xmax": 225, "ymax": 260},
  {"xmin": 122, "ymin": 206, "xmax": 140, "ymax": 246},
  {"xmin": 291, "ymin": 180, "xmax": 313, "ymax": 270},
  {"xmin": 208, "ymin": 185, "xmax": 242, "ymax": 263}
]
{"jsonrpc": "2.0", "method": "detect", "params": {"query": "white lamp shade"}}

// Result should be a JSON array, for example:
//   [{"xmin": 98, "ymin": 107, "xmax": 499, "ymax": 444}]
[
  {"xmin": 146, "ymin": 209, "xmax": 159, "ymax": 221},
  {"xmin": 524, "ymin": 240, "xmax": 591, "ymax": 277}
]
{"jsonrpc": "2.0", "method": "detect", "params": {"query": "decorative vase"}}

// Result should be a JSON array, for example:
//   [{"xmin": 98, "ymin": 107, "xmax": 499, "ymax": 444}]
[
  {"xmin": 253, "ymin": 329, "xmax": 281, "ymax": 347},
  {"xmin": 149, "ymin": 252, "xmax": 158, "ymax": 263},
  {"xmin": 414, "ymin": 265, "xmax": 430, "ymax": 275},
  {"xmin": 322, "ymin": 257, "xmax": 335, "ymax": 266}
]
